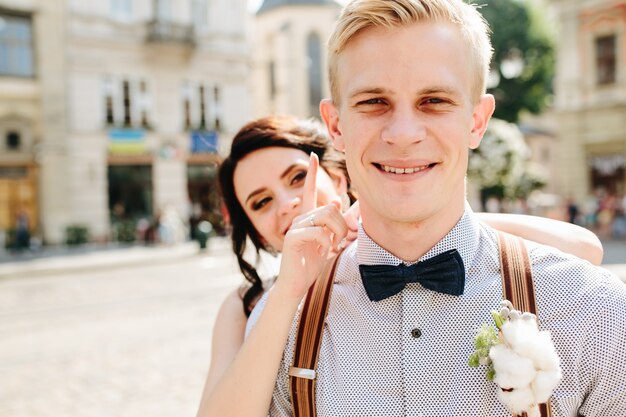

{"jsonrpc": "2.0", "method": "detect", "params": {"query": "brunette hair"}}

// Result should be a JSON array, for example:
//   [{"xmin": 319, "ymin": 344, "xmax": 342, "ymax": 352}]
[{"xmin": 218, "ymin": 115, "xmax": 351, "ymax": 316}]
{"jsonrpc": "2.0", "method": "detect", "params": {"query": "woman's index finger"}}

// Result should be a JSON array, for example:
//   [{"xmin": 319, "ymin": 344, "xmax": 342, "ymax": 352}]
[{"xmin": 301, "ymin": 152, "xmax": 319, "ymax": 213}]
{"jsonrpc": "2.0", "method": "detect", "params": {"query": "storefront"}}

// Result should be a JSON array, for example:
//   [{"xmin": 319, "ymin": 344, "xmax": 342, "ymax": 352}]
[
  {"xmin": 187, "ymin": 130, "xmax": 223, "ymax": 236},
  {"xmin": 589, "ymin": 153, "xmax": 625, "ymax": 195},
  {"xmin": 0, "ymin": 163, "xmax": 38, "ymax": 249},
  {"xmin": 107, "ymin": 128, "xmax": 154, "ymax": 242}
]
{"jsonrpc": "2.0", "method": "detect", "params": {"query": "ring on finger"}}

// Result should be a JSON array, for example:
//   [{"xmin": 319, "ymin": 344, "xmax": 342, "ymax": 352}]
[{"xmin": 308, "ymin": 215, "xmax": 315, "ymax": 227}]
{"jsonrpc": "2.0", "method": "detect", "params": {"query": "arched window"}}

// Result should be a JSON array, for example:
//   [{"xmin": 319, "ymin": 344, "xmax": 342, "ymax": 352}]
[{"xmin": 307, "ymin": 32, "xmax": 322, "ymax": 117}]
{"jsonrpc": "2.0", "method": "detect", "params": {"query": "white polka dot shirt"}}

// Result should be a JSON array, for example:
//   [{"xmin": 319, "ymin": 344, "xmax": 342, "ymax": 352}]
[{"xmin": 247, "ymin": 208, "xmax": 626, "ymax": 417}]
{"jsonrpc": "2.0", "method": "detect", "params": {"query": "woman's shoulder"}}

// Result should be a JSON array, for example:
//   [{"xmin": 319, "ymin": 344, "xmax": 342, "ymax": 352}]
[{"xmin": 216, "ymin": 287, "xmax": 248, "ymax": 328}]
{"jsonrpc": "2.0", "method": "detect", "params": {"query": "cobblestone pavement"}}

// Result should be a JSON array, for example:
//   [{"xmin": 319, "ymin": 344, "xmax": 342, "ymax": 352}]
[{"xmin": 0, "ymin": 248, "xmax": 241, "ymax": 417}]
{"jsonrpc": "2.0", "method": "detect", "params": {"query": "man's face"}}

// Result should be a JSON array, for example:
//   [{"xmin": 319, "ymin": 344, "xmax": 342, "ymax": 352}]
[{"xmin": 321, "ymin": 22, "xmax": 494, "ymax": 228}]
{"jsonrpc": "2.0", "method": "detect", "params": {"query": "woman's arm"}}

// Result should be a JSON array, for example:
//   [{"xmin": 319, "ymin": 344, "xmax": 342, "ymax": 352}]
[
  {"xmin": 477, "ymin": 213, "xmax": 603, "ymax": 265},
  {"xmin": 199, "ymin": 281, "xmax": 303, "ymax": 417},
  {"xmin": 196, "ymin": 289, "xmax": 248, "ymax": 417}
]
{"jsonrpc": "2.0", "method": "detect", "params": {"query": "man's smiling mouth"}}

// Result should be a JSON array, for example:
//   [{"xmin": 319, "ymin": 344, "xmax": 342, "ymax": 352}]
[{"xmin": 373, "ymin": 163, "xmax": 437, "ymax": 174}]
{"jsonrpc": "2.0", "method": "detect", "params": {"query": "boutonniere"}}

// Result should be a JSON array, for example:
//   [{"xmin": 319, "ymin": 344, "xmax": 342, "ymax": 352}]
[{"xmin": 469, "ymin": 300, "xmax": 562, "ymax": 417}]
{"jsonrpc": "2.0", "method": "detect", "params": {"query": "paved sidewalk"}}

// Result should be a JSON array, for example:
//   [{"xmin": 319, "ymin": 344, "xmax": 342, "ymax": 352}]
[
  {"xmin": 0, "ymin": 238, "xmax": 231, "ymax": 279},
  {"xmin": 1, "ymin": 236, "xmax": 624, "ymax": 282}
]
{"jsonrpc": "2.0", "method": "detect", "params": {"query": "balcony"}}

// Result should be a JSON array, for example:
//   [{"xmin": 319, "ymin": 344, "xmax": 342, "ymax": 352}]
[{"xmin": 146, "ymin": 20, "xmax": 194, "ymax": 45}]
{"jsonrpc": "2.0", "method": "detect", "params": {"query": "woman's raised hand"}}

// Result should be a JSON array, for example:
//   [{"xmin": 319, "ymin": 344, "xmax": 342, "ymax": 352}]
[{"xmin": 275, "ymin": 153, "xmax": 355, "ymax": 302}]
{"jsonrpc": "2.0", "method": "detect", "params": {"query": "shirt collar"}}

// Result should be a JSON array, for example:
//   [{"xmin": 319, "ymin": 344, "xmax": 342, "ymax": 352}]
[{"xmin": 357, "ymin": 204, "xmax": 481, "ymax": 276}]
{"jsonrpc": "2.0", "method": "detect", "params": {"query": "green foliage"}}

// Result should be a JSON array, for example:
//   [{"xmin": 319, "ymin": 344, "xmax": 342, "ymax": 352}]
[
  {"xmin": 66, "ymin": 225, "xmax": 90, "ymax": 246},
  {"xmin": 114, "ymin": 220, "xmax": 136, "ymax": 243},
  {"xmin": 480, "ymin": 0, "xmax": 555, "ymax": 122},
  {"xmin": 4, "ymin": 229, "xmax": 16, "ymax": 249},
  {"xmin": 469, "ymin": 324, "xmax": 499, "ymax": 381}
]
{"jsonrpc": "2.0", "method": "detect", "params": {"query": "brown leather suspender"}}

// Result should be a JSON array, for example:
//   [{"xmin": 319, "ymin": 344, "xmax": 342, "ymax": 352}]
[
  {"xmin": 289, "ymin": 233, "xmax": 553, "ymax": 417},
  {"xmin": 497, "ymin": 231, "xmax": 553, "ymax": 417},
  {"xmin": 289, "ymin": 251, "xmax": 343, "ymax": 417}
]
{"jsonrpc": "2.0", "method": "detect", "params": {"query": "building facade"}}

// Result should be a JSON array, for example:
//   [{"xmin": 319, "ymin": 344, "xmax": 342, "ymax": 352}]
[
  {"xmin": 251, "ymin": 0, "xmax": 340, "ymax": 119},
  {"xmin": 0, "ymin": 0, "xmax": 250, "ymax": 245},
  {"xmin": 551, "ymin": 0, "xmax": 626, "ymax": 203}
]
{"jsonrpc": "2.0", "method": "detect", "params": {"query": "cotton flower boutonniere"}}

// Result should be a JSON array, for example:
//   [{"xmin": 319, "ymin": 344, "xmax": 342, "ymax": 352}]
[{"xmin": 469, "ymin": 300, "xmax": 562, "ymax": 417}]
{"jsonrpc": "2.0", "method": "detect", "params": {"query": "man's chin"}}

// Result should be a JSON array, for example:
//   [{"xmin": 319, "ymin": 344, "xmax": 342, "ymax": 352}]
[{"xmin": 364, "ymin": 204, "xmax": 430, "ymax": 226}]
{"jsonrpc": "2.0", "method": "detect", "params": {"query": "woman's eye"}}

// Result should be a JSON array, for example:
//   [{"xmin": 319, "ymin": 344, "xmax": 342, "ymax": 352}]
[
  {"xmin": 252, "ymin": 197, "xmax": 271, "ymax": 211},
  {"xmin": 291, "ymin": 171, "xmax": 307, "ymax": 185}
]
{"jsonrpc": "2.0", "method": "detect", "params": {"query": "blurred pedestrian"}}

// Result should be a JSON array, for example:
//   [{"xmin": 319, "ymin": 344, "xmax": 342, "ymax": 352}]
[
  {"xmin": 566, "ymin": 197, "xmax": 579, "ymax": 224},
  {"xmin": 612, "ymin": 188, "xmax": 626, "ymax": 239},
  {"xmin": 15, "ymin": 209, "xmax": 30, "ymax": 251}
]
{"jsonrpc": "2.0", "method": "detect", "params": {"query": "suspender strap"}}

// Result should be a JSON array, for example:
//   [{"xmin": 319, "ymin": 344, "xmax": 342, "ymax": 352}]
[
  {"xmin": 497, "ymin": 231, "xmax": 537, "ymax": 314},
  {"xmin": 289, "ymin": 251, "xmax": 343, "ymax": 417},
  {"xmin": 497, "ymin": 231, "xmax": 553, "ymax": 417}
]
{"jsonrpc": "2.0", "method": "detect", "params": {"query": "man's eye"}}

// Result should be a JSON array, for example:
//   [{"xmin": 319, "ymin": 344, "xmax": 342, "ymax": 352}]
[
  {"xmin": 423, "ymin": 97, "xmax": 446, "ymax": 105},
  {"xmin": 252, "ymin": 197, "xmax": 271, "ymax": 211},
  {"xmin": 358, "ymin": 98, "xmax": 385, "ymax": 105}
]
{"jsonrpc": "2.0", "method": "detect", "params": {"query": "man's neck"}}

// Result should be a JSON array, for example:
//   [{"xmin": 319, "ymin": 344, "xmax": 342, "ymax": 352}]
[{"xmin": 360, "ymin": 200, "xmax": 466, "ymax": 263}]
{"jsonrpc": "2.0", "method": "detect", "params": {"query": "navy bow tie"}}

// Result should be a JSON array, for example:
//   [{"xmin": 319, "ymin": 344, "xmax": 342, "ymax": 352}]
[{"xmin": 358, "ymin": 249, "xmax": 465, "ymax": 301}]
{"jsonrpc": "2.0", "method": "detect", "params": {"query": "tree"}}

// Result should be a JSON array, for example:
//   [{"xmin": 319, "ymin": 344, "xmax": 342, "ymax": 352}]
[
  {"xmin": 480, "ymin": 0, "xmax": 555, "ymax": 123},
  {"xmin": 468, "ymin": 118, "xmax": 546, "ymax": 210}
]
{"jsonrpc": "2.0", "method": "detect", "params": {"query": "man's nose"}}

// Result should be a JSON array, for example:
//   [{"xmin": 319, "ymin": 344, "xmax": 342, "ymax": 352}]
[{"xmin": 381, "ymin": 107, "xmax": 426, "ymax": 145}]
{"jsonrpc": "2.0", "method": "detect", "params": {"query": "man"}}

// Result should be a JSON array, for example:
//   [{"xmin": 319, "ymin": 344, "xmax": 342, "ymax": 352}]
[{"xmin": 249, "ymin": 0, "xmax": 626, "ymax": 415}]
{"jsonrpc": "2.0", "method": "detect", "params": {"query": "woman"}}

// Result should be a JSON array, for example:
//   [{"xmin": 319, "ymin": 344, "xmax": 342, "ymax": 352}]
[{"xmin": 196, "ymin": 115, "xmax": 603, "ymax": 417}]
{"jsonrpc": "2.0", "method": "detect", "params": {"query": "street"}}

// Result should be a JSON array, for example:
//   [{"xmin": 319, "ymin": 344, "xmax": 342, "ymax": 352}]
[
  {"xmin": 0, "ymin": 244, "xmax": 242, "ymax": 417},
  {"xmin": 0, "ymin": 239, "xmax": 624, "ymax": 417}
]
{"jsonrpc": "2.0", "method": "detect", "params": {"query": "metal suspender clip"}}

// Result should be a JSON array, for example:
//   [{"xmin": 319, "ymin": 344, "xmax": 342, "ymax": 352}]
[{"xmin": 288, "ymin": 366, "xmax": 316, "ymax": 380}]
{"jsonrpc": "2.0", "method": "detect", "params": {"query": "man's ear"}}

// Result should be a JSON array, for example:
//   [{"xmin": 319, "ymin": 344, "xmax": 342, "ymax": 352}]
[
  {"xmin": 469, "ymin": 94, "xmax": 495, "ymax": 149},
  {"xmin": 320, "ymin": 99, "xmax": 344, "ymax": 152}
]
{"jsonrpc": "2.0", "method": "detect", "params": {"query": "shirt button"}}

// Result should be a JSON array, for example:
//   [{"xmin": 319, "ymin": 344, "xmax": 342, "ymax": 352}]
[{"xmin": 411, "ymin": 328, "xmax": 422, "ymax": 338}]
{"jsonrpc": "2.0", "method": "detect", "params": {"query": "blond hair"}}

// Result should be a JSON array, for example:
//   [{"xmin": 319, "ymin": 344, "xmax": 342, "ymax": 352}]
[{"xmin": 328, "ymin": 0, "xmax": 493, "ymax": 104}]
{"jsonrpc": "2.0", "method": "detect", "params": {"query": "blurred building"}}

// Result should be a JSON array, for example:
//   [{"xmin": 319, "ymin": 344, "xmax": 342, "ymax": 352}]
[
  {"xmin": 251, "ymin": 0, "xmax": 340, "ymax": 119},
  {"xmin": 551, "ymin": 0, "xmax": 626, "ymax": 201},
  {"xmin": 520, "ymin": 114, "xmax": 559, "ymax": 195},
  {"xmin": 0, "ymin": 0, "xmax": 250, "ymax": 245}
]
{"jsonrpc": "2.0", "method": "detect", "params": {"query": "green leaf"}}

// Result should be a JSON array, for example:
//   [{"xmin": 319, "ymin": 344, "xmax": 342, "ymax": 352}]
[{"xmin": 469, "ymin": 352, "xmax": 480, "ymax": 368}]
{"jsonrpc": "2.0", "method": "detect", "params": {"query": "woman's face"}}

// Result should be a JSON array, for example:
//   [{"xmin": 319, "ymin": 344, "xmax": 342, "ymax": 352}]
[{"xmin": 233, "ymin": 146, "xmax": 344, "ymax": 252}]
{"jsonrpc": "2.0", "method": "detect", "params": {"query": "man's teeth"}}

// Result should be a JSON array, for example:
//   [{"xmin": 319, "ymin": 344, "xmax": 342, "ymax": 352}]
[{"xmin": 382, "ymin": 164, "xmax": 429, "ymax": 174}]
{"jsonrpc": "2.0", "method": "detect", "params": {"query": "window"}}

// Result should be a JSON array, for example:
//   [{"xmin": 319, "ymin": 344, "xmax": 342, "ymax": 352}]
[
  {"xmin": 596, "ymin": 35, "xmax": 616, "ymax": 85},
  {"xmin": 155, "ymin": 0, "xmax": 171, "ymax": 22},
  {"xmin": 108, "ymin": 165, "xmax": 153, "ymax": 220},
  {"xmin": 6, "ymin": 131, "xmax": 20, "ymax": 150},
  {"xmin": 213, "ymin": 86, "xmax": 221, "ymax": 131},
  {"xmin": 139, "ymin": 80, "xmax": 149, "ymax": 128},
  {"xmin": 103, "ymin": 77, "xmax": 151, "ymax": 129},
  {"xmin": 307, "ymin": 33, "xmax": 322, "ymax": 117},
  {"xmin": 192, "ymin": 0, "xmax": 208, "ymax": 30},
  {"xmin": 199, "ymin": 85, "xmax": 207, "ymax": 129},
  {"xmin": 104, "ymin": 77, "xmax": 115, "ymax": 125},
  {"xmin": 111, "ymin": 0, "xmax": 133, "ymax": 20},
  {"xmin": 122, "ymin": 80, "xmax": 132, "ymax": 126},
  {"xmin": 0, "ymin": 13, "xmax": 34, "ymax": 77},
  {"xmin": 182, "ymin": 81, "xmax": 193, "ymax": 129},
  {"xmin": 181, "ymin": 82, "xmax": 220, "ymax": 131}
]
